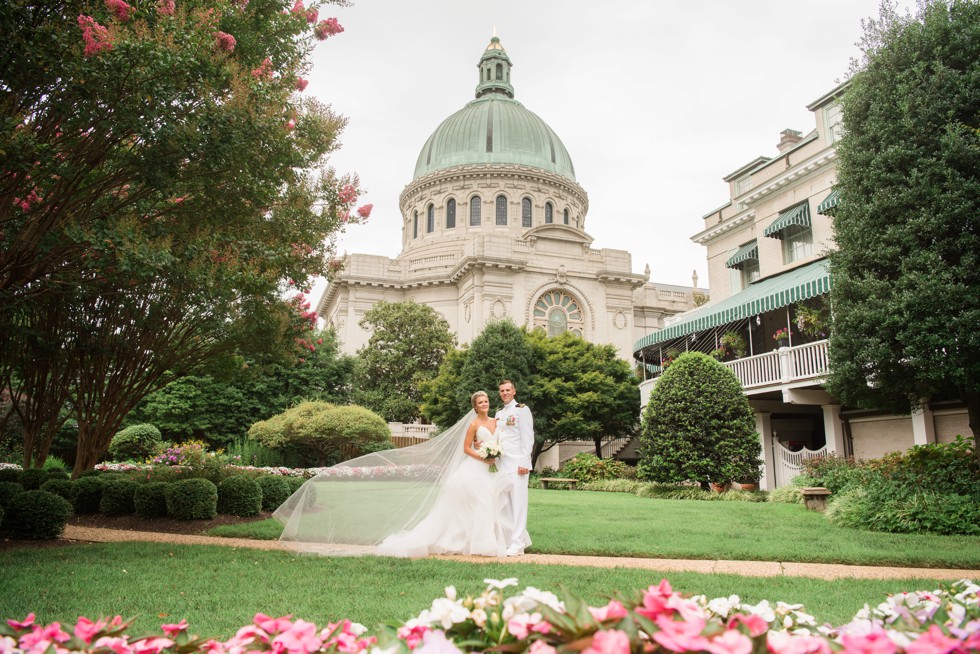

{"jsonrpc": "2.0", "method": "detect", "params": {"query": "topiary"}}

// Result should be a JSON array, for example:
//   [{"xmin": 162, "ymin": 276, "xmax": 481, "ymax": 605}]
[
  {"xmin": 108, "ymin": 424, "xmax": 163, "ymax": 462},
  {"xmin": 1, "ymin": 490, "xmax": 73, "ymax": 539},
  {"xmin": 70, "ymin": 476, "xmax": 106, "ymax": 514},
  {"xmin": 44, "ymin": 469, "xmax": 71, "ymax": 481},
  {"xmin": 100, "ymin": 479, "xmax": 137, "ymax": 515},
  {"xmin": 255, "ymin": 475, "xmax": 291, "ymax": 512},
  {"xmin": 638, "ymin": 352, "xmax": 762, "ymax": 488},
  {"xmin": 76, "ymin": 469, "xmax": 104, "ymax": 478},
  {"xmin": 134, "ymin": 482, "xmax": 170, "ymax": 519},
  {"xmin": 0, "ymin": 481, "xmax": 24, "ymax": 507},
  {"xmin": 0, "ymin": 468, "xmax": 21, "ymax": 483},
  {"xmin": 285, "ymin": 477, "xmax": 305, "ymax": 494},
  {"xmin": 18, "ymin": 468, "xmax": 48, "ymax": 490},
  {"xmin": 165, "ymin": 478, "xmax": 217, "ymax": 520},
  {"xmin": 39, "ymin": 478, "xmax": 74, "ymax": 501},
  {"xmin": 217, "ymin": 476, "xmax": 263, "ymax": 517}
]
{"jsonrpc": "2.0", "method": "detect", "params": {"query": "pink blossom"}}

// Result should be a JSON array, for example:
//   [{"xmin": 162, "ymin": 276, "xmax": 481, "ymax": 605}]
[
  {"xmin": 528, "ymin": 641, "xmax": 557, "ymax": 654},
  {"xmin": 338, "ymin": 184, "xmax": 358, "ymax": 204},
  {"xmin": 413, "ymin": 630, "xmax": 461, "ymax": 654},
  {"xmin": 19, "ymin": 623, "xmax": 71, "ymax": 651},
  {"xmin": 213, "ymin": 31, "xmax": 236, "ymax": 52},
  {"xmin": 78, "ymin": 15, "xmax": 113, "ymax": 57},
  {"xmin": 92, "ymin": 636, "xmax": 132, "ymax": 654},
  {"xmin": 704, "ymin": 630, "xmax": 753, "ymax": 654},
  {"xmin": 161, "ymin": 620, "xmax": 189, "ymax": 638},
  {"xmin": 839, "ymin": 632, "xmax": 897, "ymax": 654},
  {"xmin": 314, "ymin": 18, "xmax": 343, "ymax": 40},
  {"xmin": 201, "ymin": 640, "xmax": 226, "ymax": 654},
  {"xmin": 156, "ymin": 0, "xmax": 175, "ymax": 15},
  {"xmin": 766, "ymin": 631, "xmax": 832, "ymax": 654},
  {"xmin": 251, "ymin": 57, "xmax": 273, "ymax": 80},
  {"xmin": 589, "ymin": 600, "xmax": 629, "ymax": 624},
  {"xmin": 132, "ymin": 637, "xmax": 175, "ymax": 654},
  {"xmin": 290, "ymin": 0, "xmax": 304, "ymax": 13},
  {"xmin": 729, "ymin": 613, "xmax": 768, "ymax": 638},
  {"xmin": 270, "ymin": 620, "xmax": 321, "ymax": 654},
  {"xmin": 75, "ymin": 617, "xmax": 108, "ymax": 644},
  {"xmin": 905, "ymin": 626, "xmax": 961, "ymax": 654},
  {"xmin": 356, "ymin": 203, "xmax": 373, "ymax": 218},
  {"xmin": 286, "ymin": 120, "xmax": 296, "ymax": 131},
  {"xmin": 636, "ymin": 579, "xmax": 676, "ymax": 621},
  {"xmin": 296, "ymin": 77, "xmax": 309, "ymax": 92},
  {"xmin": 583, "ymin": 629, "xmax": 631, "ymax": 654},
  {"xmin": 396, "ymin": 624, "xmax": 429, "ymax": 649},
  {"xmin": 8, "ymin": 614, "xmax": 35, "ymax": 630},
  {"xmin": 305, "ymin": 8, "xmax": 318, "ymax": 23},
  {"xmin": 507, "ymin": 613, "xmax": 550, "ymax": 640},
  {"xmin": 104, "ymin": 0, "xmax": 133, "ymax": 21},
  {"xmin": 651, "ymin": 615, "xmax": 710, "ymax": 652}
]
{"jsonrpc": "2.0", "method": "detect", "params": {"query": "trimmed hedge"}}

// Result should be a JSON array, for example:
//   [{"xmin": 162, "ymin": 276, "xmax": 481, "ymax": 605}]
[
  {"xmin": 217, "ymin": 476, "xmax": 263, "ymax": 517},
  {"xmin": 1, "ymin": 490, "xmax": 73, "ymax": 539},
  {"xmin": 256, "ymin": 475, "xmax": 290, "ymax": 512},
  {"xmin": 0, "ymin": 469, "xmax": 21, "ymax": 483},
  {"xmin": 109, "ymin": 424, "xmax": 162, "ymax": 462},
  {"xmin": 70, "ymin": 476, "xmax": 106, "ymax": 514},
  {"xmin": 0, "ymin": 481, "xmax": 23, "ymax": 507},
  {"xmin": 45, "ymin": 469, "xmax": 71, "ymax": 481},
  {"xmin": 134, "ymin": 482, "xmax": 170, "ymax": 519},
  {"xmin": 165, "ymin": 478, "xmax": 218, "ymax": 520},
  {"xmin": 285, "ymin": 477, "xmax": 305, "ymax": 494},
  {"xmin": 19, "ymin": 468, "xmax": 48, "ymax": 490},
  {"xmin": 100, "ymin": 479, "xmax": 138, "ymax": 515},
  {"xmin": 39, "ymin": 478, "xmax": 74, "ymax": 501}
]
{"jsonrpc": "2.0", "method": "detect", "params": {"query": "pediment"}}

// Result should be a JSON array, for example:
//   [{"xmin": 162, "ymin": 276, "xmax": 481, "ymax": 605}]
[{"xmin": 521, "ymin": 224, "xmax": 594, "ymax": 246}]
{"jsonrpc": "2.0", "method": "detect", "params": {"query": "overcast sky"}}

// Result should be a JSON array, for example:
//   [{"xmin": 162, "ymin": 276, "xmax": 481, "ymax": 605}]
[{"xmin": 303, "ymin": 0, "xmax": 909, "ymax": 302}]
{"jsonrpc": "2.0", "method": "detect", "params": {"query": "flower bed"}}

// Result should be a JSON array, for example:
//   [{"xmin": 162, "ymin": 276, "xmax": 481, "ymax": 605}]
[{"xmin": 3, "ymin": 578, "xmax": 977, "ymax": 654}]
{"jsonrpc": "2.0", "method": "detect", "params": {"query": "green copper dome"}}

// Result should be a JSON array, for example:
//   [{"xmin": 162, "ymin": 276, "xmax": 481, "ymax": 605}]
[{"xmin": 412, "ymin": 38, "xmax": 577, "ymax": 182}]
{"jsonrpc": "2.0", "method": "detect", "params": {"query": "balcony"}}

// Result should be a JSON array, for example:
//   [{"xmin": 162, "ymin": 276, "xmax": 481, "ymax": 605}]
[{"xmin": 640, "ymin": 340, "xmax": 829, "ymax": 409}]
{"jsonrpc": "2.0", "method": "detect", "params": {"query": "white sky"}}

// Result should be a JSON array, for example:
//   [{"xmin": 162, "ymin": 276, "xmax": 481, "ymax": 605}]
[{"xmin": 304, "ymin": 0, "xmax": 908, "ymax": 303}]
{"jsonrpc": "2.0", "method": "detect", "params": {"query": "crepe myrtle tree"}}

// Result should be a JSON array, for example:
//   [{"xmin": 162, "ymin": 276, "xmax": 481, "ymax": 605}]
[{"xmin": 638, "ymin": 352, "xmax": 761, "ymax": 488}]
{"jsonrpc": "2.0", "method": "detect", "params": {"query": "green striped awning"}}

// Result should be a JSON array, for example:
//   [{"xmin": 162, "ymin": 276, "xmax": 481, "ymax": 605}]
[
  {"xmin": 763, "ymin": 201, "xmax": 811, "ymax": 239},
  {"xmin": 725, "ymin": 241, "xmax": 759, "ymax": 269},
  {"xmin": 633, "ymin": 259, "xmax": 830, "ymax": 351},
  {"xmin": 817, "ymin": 188, "xmax": 840, "ymax": 215}
]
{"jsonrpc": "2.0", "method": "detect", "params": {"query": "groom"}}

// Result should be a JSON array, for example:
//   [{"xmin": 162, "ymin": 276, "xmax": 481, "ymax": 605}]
[{"xmin": 495, "ymin": 379, "xmax": 534, "ymax": 556}]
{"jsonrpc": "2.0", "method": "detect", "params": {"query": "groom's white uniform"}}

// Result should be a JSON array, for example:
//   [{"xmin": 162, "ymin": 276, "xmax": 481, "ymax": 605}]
[{"xmin": 495, "ymin": 399, "xmax": 533, "ymax": 554}]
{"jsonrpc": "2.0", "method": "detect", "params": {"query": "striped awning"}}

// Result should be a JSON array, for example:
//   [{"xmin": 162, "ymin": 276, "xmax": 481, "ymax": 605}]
[
  {"xmin": 633, "ymin": 259, "xmax": 830, "ymax": 351},
  {"xmin": 817, "ymin": 188, "xmax": 840, "ymax": 215},
  {"xmin": 725, "ymin": 241, "xmax": 759, "ymax": 269},
  {"xmin": 764, "ymin": 201, "xmax": 811, "ymax": 239}
]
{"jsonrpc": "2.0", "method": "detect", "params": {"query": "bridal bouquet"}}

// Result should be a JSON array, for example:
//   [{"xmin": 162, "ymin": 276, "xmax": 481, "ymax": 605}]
[{"xmin": 477, "ymin": 441, "xmax": 503, "ymax": 472}]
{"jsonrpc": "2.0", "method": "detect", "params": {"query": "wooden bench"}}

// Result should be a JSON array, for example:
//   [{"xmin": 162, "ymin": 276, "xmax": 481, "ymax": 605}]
[{"xmin": 539, "ymin": 477, "xmax": 578, "ymax": 490}]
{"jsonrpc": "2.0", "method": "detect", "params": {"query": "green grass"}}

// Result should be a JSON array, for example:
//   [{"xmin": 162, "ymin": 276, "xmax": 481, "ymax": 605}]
[
  {"xmin": 0, "ymin": 541, "xmax": 958, "ymax": 638},
  {"xmin": 207, "ymin": 489, "xmax": 980, "ymax": 568}
]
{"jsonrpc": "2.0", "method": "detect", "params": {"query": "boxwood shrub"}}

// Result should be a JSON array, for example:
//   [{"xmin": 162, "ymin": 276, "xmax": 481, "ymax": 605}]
[
  {"xmin": 217, "ymin": 476, "xmax": 263, "ymax": 517},
  {"xmin": 1, "ymin": 490, "xmax": 73, "ymax": 539},
  {"xmin": 285, "ymin": 477, "xmax": 305, "ymax": 494},
  {"xmin": 18, "ymin": 468, "xmax": 48, "ymax": 490},
  {"xmin": 44, "ymin": 469, "xmax": 71, "ymax": 481},
  {"xmin": 134, "ymin": 482, "xmax": 170, "ymax": 519},
  {"xmin": 108, "ymin": 424, "xmax": 162, "ymax": 462},
  {"xmin": 166, "ymin": 478, "xmax": 218, "ymax": 520},
  {"xmin": 70, "ymin": 476, "xmax": 106, "ymax": 514},
  {"xmin": 0, "ymin": 481, "xmax": 24, "ymax": 507},
  {"xmin": 100, "ymin": 479, "xmax": 138, "ymax": 515},
  {"xmin": 39, "ymin": 478, "xmax": 74, "ymax": 501},
  {"xmin": 0, "ymin": 468, "xmax": 21, "ymax": 483},
  {"xmin": 256, "ymin": 475, "xmax": 290, "ymax": 512}
]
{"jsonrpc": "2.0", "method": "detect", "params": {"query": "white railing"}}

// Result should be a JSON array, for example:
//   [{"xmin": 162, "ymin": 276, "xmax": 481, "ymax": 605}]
[
  {"xmin": 790, "ymin": 341, "xmax": 830, "ymax": 379},
  {"xmin": 727, "ymin": 352, "xmax": 781, "ymax": 388},
  {"xmin": 773, "ymin": 441, "xmax": 827, "ymax": 487},
  {"xmin": 388, "ymin": 423, "xmax": 438, "ymax": 439}
]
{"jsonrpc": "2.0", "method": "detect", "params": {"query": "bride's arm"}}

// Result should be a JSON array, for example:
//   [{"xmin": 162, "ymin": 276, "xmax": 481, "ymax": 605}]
[{"xmin": 463, "ymin": 422, "xmax": 491, "ymax": 462}]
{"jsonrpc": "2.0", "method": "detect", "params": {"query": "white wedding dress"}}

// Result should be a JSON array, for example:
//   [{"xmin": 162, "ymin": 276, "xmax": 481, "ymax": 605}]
[{"xmin": 376, "ymin": 425, "xmax": 511, "ymax": 557}]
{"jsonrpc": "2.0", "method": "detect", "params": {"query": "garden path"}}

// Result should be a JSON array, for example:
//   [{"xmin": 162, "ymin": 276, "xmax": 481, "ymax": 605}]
[{"xmin": 61, "ymin": 526, "xmax": 980, "ymax": 581}]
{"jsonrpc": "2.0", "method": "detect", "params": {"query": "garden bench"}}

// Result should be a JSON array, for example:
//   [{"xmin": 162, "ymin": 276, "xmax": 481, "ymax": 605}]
[{"xmin": 539, "ymin": 477, "xmax": 577, "ymax": 490}]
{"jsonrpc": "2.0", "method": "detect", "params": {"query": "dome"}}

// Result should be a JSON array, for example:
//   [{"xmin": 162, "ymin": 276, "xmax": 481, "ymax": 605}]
[{"xmin": 412, "ymin": 38, "xmax": 577, "ymax": 182}]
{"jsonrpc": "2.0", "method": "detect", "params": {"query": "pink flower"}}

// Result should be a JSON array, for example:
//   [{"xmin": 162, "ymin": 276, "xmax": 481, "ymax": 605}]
[
  {"xmin": 729, "ymin": 614, "xmax": 768, "ymax": 638},
  {"xmin": 213, "ymin": 31, "xmax": 236, "ymax": 52},
  {"xmin": 589, "ymin": 600, "xmax": 629, "ymax": 624},
  {"xmin": 286, "ymin": 119, "xmax": 296, "ymax": 131},
  {"xmin": 290, "ymin": 0, "xmax": 304, "ymax": 14},
  {"xmin": 156, "ymin": 0, "xmax": 175, "ymax": 15},
  {"xmin": 93, "ymin": 636, "xmax": 132, "ymax": 654},
  {"xmin": 583, "ymin": 629, "xmax": 631, "ymax": 654},
  {"xmin": 528, "ymin": 641, "xmax": 557, "ymax": 654},
  {"xmin": 905, "ymin": 626, "xmax": 961, "ymax": 654},
  {"xmin": 704, "ymin": 630, "xmax": 753, "ymax": 654},
  {"xmin": 7, "ymin": 614, "xmax": 34, "ymax": 630},
  {"xmin": 75, "ymin": 617, "xmax": 108, "ymax": 644},
  {"xmin": 839, "ymin": 632, "xmax": 897, "ymax": 654},
  {"xmin": 766, "ymin": 631, "xmax": 831, "ymax": 654},
  {"xmin": 507, "ymin": 613, "xmax": 549, "ymax": 640},
  {"xmin": 104, "ymin": 0, "xmax": 133, "ymax": 21},
  {"xmin": 314, "ymin": 18, "xmax": 343, "ymax": 40},
  {"xmin": 651, "ymin": 615, "xmax": 710, "ymax": 652},
  {"xmin": 132, "ymin": 637, "xmax": 175, "ymax": 654},
  {"xmin": 252, "ymin": 57, "xmax": 273, "ymax": 80},
  {"xmin": 295, "ymin": 77, "xmax": 309, "ymax": 92},
  {"xmin": 305, "ymin": 8, "xmax": 318, "ymax": 23},
  {"xmin": 396, "ymin": 624, "xmax": 429, "ymax": 650},
  {"xmin": 356, "ymin": 204, "xmax": 373, "ymax": 218},
  {"xmin": 19, "ymin": 623, "xmax": 71, "ymax": 651},
  {"xmin": 338, "ymin": 184, "xmax": 358, "ymax": 204},
  {"xmin": 254, "ymin": 615, "xmax": 294, "ymax": 636},
  {"xmin": 161, "ymin": 620, "xmax": 189, "ymax": 637},
  {"xmin": 636, "ymin": 579, "xmax": 676, "ymax": 621},
  {"xmin": 78, "ymin": 15, "xmax": 113, "ymax": 57},
  {"xmin": 413, "ymin": 630, "xmax": 461, "ymax": 654},
  {"xmin": 271, "ymin": 620, "xmax": 321, "ymax": 654}
]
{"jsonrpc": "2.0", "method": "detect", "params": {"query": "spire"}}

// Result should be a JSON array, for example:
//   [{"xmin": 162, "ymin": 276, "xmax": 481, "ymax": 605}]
[{"xmin": 475, "ymin": 36, "xmax": 514, "ymax": 99}]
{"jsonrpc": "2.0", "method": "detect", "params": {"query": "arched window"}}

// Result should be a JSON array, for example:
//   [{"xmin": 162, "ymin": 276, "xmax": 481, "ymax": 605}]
[
  {"xmin": 545, "ymin": 202, "xmax": 554, "ymax": 224},
  {"xmin": 496, "ymin": 63, "xmax": 503, "ymax": 80},
  {"xmin": 412, "ymin": 211, "xmax": 418, "ymax": 238},
  {"xmin": 427, "ymin": 204, "xmax": 435, "ymax": 233},
  {"xmin": 446, "ymin": 198, "xmax": 456, "ymax": 228},
  {"xmin": 532, "ymin": 290, "xmax": 584, "ymax": 337},
  {"xmin": 563, "ymin": 208, "xmax": 570, "ymax": 225},
  {"xmin": 470, "ymin": 196, "xmax": 481, "ymax": 226},
  {"xmin": 521, "ymin": 198, "xmax": 532, "ymax": 227},
  {"xmin": 495, "ymin": 195, "xmax": 507, "ymax": 225}
]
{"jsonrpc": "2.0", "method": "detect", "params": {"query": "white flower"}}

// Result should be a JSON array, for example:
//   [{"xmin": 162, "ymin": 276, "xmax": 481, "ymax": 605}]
[
  {"xmin": 484, "ymin": 577, "xmax": 518, "ymax": 590},
  {"xmin": 740, "ymin": 599, "xmax": 776, "ymax": 624},
  {"xmin": 519, "ymin": 587, "xmax": 565, "ymax": 613},
  {"xmin": 348, "ymin": 623, "xmax": 368, "ymax": 636},
  {"xmin": 469, "ymin": 609, "xmax": 488, "ymax": 628},
  {"xmin": 369, "ymin": 646, "xmax": 401, "ymax": 654},
  {"xmin": 706, "ymin": 595, "xmax": 741, "ymax": 618},
  {"xmin": 444, "ymin": 586, "xmax": 457, "ymax": 601},
  {"xmin": 414, "ymin": 630, "xmax": 463, "ymax": 654},
  {"xmin": 419, "ymin": 598, "xmax": 470, "ymax": 630}
]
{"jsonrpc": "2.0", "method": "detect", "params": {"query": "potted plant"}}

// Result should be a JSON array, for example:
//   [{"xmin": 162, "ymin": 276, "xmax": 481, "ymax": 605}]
[
  {"xmin": 719, "ymin": 331, "xmax": 747, "ymax": 360},
  {"xmin": 794, "ymin": 303, "xmax": 829, "ymax": 340},
  {"xmin": 772, "ymin": 327, "xmax": 791, "ymax": 348}
]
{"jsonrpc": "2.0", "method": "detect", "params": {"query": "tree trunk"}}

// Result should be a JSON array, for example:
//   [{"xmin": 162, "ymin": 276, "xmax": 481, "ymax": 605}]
[
  {"xmin": 964, "ymin": 391, "xmax": 980, "ymax": 465},
  {"xmin": 592, "ymin": 437, "xmax": 604, "ymax": 458}
]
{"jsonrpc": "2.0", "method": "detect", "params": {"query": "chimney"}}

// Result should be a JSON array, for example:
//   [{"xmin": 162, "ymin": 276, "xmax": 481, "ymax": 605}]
[{"xmin": 776, "ymin": 129, "xmax": 803, "ymax": 153}]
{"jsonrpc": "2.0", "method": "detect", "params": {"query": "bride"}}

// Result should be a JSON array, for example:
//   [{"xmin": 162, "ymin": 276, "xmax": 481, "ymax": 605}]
[{"xmin": 273, "ymin": 391, "xmax": 513, "ymax": 557}]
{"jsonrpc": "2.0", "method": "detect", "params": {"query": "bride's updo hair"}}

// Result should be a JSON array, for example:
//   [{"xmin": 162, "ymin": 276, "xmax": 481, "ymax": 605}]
[{"xmin": 470, "ymin": 390, "xmax": 489, "ymax": 409}]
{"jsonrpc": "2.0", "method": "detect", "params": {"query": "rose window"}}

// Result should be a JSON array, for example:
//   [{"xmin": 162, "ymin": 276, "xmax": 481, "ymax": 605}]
[{"xmin": 533, "ymin": 291, "xmax": 583, "ymax": 337}]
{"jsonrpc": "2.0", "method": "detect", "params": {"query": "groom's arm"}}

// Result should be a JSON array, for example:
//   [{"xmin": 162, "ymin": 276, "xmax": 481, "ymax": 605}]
[{"xmin": 518, "ymin": 406, "xmax": 534, "ymax": 471}]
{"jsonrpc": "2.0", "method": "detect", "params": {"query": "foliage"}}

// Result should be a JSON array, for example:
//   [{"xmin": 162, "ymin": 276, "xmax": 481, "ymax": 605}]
[
  {"xmin": 108, "ymin": 424, "xmax": 163, "ymax": 462},
  {"xmin": 352, "ymin": 301, "xmax": 457, "ymax": 423},
  {"xmin": 165, "ymin": 479, "xmax": 218, "ymax": 521},
  {"xmin": 0, "ymin": 481, "xmax": 23, "ymax": 507},
  {"xmin": 578, "ymin": 478, "xmax": 645, "ymax": 494},
  {"xmin": 151, "ymin": 440, "xmax": 223, "ymax": 481},
  {"xmin": 798, "ymin": 455, "xmax": 868, "ymax": 494},
  {"xmin": 134, "ymin": 482, "xmax": 170, "ymax": 520},
  {"xmin": 42, "ymin": 456, "xmax": 68, "ymax": 471},
  {"xmin": 99, "ymin": 479, "xmax": 137, "ymax": 515},
  {"xmin": 217, "ymin": 476, "xmax": 263, "ymax": 517},
  {"xmin": 638, "ymin": 352, "xmax": 762, "ymax": 487},
  {"xmin": 70, "ymin": 477, "xmax": 105, "ymax": 514},
  {"xmin": 560, "ymin": 453, "xmax": 635, "ymax": 483},
  {"xmin": 827, "ymin": 0, "xmax": 980, "ymax": 452},
  {"xmin": 793, "ymin": 302, "xmax": 830, "ymax": 340},
  {"xmin": 18, "ymin": 468, "xmax": 48, "ymax": 490},
  {"xmin": 719, "ymin": 331, "xmax": 747, "ymax": 358},
  {"xmin": 255, "ymin": 476, "xmax": 291, "ymax": 512},
  {"xmin": 767, "ymin": 485, "xmax": 804, "ymax": 504},
  {"xmin": 0, "ymin": 490, "xmax": 73, "ymax": 539},
  {"xmin": 39, "ymin": 478, "xmax": 74, "ymax": 501},
  {"xmin": 0, "ymin": 467, "xmax": 21, "ymax": 482}
]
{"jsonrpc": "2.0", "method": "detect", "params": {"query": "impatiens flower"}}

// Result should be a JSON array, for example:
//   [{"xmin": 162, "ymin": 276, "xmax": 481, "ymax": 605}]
[
  {"xmin": 132, "ymin": 637, "xmax": 175, "ymax": 654},
  {"xmin": 652, "ymin": 615, "xmax": 710, "ymax": 652},
  {"xmin": 357, "ymin": 204, "xmax": 373, "ymax": 218},
  {"xmin": 583, "ymin": 629, "xmax": 631, "ymax": 654},
  {"xmin": 905, "ymin": 625, "xmax": 961, "ymax": 654},
  {"xmin": 271, "ymin": 619, "xmax": 321, "ymax": 654},
  {"xmin": 19, "ymin": 623, "xmax": 72, "ymax": 651},
  {"xmin": 157, "ymin": 0, "xmax": 175, "ymax": 15},
  {"xmin": 314, "ymin": 17, "xmax": 343, "ymax": 40},
  {"xmin": 395, "ymin": 623, "xmax": 429, "ymax": 650},
  {"xmin": 75, "ymin": 617, "xmax": 108, "ymax": 644},
  {"xmin": 636, "ymin": 579, "xmax": 676, "ymax": 620},
  {"xmin": 92, "ymin": 636, "xmax": 132, "ymax": 654},
  {"xmin": 161, "ymin": 620, "xmax": 189, "ymax": 637},
  {"xmin": 418, "ymin": 598, "xmax": 469, "ymax": 630},
  {"xmin": 78, "ymin": 15, "xmax": 113, "ymax": 57},
  {"xmin": 766, "ymin": 631, "xmax": 831, "ymax": 654},
  {"xmin": 413, "ymin": 630, "xmax": 461, "ymax": 654},
  {"xmin": 704, "ymin": 629, "xmax": 753, "ymax": 654},
  {"xmin": 506, "ymin": 612, "xmax": 550, "ymax": 640},
  {"xmin": 729, "ymin": 613, "xmax": 769, "ymax": 638},
  {"xmin": 213, "ymin": 31, "xmax": 236, "ymax": 52},
  {"xmin": 296, "ymin": 77, "xmax": 309, "ymax": 92},
  {"xmin": 839, "ymin": 631, "xmax": 897, "ymax": 654},
  {"xmin": 589, "ymin": 600, "xmax": 628, "ymax": 623},
  {"xmin": 7, "ymin": 614, "xmax": 34, "ymax": 630},
  {"xmin": 529, "ymin": 641, "xmax": 558, "ymax": 654},
  {"xmin": 105, "ymin": 0, "xmax": 133, "ymax": 21}
]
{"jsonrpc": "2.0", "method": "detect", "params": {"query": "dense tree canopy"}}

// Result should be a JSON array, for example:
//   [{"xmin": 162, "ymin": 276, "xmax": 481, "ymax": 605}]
[{"xmin": 827, "ymin": 0, "xmax": 980, "ymax": 454}]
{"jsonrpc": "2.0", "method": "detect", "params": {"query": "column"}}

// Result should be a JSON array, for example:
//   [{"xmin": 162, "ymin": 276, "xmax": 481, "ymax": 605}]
[
  {"xmin": 755, "ymin": 412, "xmax": 775, "ymax": 491},
  {"xmin": 821, "ymin": 404, "xmax": 846, "ymax": 455},
  {"xmin": 910, "ymin": 400, "xmax": 936, "ymax": 445}
]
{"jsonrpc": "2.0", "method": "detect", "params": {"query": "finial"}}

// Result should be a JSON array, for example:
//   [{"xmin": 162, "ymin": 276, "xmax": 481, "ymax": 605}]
[
  {"xmin": 643, "ymin": 263, "xmax": 651, "ymax": 282},
  {"xmin": 692, "ymin": 269, "xmax": 699, "ymax": 287}
]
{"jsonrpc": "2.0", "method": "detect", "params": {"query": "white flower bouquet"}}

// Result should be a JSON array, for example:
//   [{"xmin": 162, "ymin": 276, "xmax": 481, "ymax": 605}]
[{"xmin": 477, "ymin": 441, "xmax": 504, "ymax": 472}]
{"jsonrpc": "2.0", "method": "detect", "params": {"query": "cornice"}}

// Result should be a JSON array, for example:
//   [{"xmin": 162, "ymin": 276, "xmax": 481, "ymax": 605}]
[
  {"xmin": 691, "ymin": 209, "xmax": 756, "ymax": 245},
  {"xmin": 740, "ymin": 149, "xmax": 837, "ymax": 205}
]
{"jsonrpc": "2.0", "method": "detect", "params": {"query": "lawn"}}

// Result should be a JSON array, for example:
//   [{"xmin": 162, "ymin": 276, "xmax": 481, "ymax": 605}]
[{"xmin": 210, "ymin": 488, "xmax": 980, "ymax": 568}]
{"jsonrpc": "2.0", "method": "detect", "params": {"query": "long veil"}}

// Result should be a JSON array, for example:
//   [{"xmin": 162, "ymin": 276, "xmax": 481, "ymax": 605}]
[{"xmin": 273, "ymin": 410, "xmax": 476, "ymax": 555}]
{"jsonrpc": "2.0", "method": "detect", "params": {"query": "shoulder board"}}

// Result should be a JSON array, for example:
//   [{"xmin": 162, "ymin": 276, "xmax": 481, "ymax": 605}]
[{"xmin": 517, "ymin": 403, "xmax": 526, "ymax": 408}]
